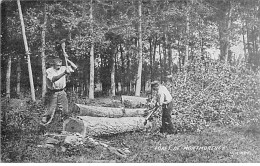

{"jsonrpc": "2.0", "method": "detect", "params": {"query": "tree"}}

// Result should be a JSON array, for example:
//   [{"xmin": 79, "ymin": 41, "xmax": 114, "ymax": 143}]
[
  {"xmin": 41, "ymin": 2, "xmax": 47, "ymax": 99},
  {"xmin": 17, "ymin": 0, "xmax": 36, "ymax": 101},
  {"xmin": 184, "ymin": 1, "xmax": 191, "ymax": 83},
  {"xmin": 6, "ymin": 55, "xmax": 12, "ymax": 99},
  {"xmin": 16, "ymin": 54, "xmax": 21, "ymax": 98},
  {"xmin": 135, "ymin": 0, "xmax": 143, "ymax": 97},
  {"xmin": 89, "ymin": 0, "xmax": 95, "ymax": 99},
  {"xmin": 110, "ymin": 49, "xmax": 116, "ymax": 97}
]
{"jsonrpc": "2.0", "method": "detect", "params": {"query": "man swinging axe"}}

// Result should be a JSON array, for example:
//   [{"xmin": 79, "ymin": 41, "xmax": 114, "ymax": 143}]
[
  {"xmin": 148, "ymin": 81, "xmax": 176, "ymax": 134},
  {"xmin": 41, "ymin": 40, "xmax": 77, "ymax": 125}
]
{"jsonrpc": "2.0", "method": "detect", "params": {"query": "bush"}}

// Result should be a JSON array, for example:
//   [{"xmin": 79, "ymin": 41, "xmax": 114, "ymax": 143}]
[{"xmin": 166, "ymin": 59, "xmax": 260, "ymax": 133}]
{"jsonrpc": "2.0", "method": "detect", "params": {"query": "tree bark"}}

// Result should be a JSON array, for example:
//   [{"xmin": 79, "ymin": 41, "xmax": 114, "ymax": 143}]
[
  {"xmin": 89, "ymin": 0, "xmax": 95, "ymax": 99},
  {"xmin": 6, "ymin": 55, "xmax": 12, "ymax": 99},
  {"xmin": 111, "ymin": 51, "xmax": 116, "ymax": 97},
  {"xmin": 149, "ymin": 38, "xmax": 153, "ymax": 81},
  {"xmin": 159, "ymin": 43, "xmax": 163, "ymax": 83},
  {"xmin": 16, "ymin": 54, "xmax": 21, "ymax": 98},
  {"xmin": 242, "ymin": 22, "xmax": 247, "ymax": 62},
  {"xmin": 163, "ymin": 34, "xmax": 167, "ymax": 82},
  {"xmin": 17, "ymin": 0, "xmax": 36, "ymax": 101},
  {"xmin": 126, "ymin": 51, "xmax": 131, "ymax": 93},
  {"xmin": 153, "ymin": 35, "xmax": 157, "ymax": 77},
  {"xmin": 184, "ymin": 4, "xmax": 190, "ymax": 83},
  {"xmin": 63, "ymin": 116, "xmax": 151, "ymax": 137},
  {"xmin": 120, "ymin": 44, "xmax": 125, "ymax": 93},
  {"xmin": 224, "ymin": 2, "xmax": 233, "ymax": 64},
  {"xmin": 41, "ymin": 2, "xmax": 47, "ymax": 99},
  {"xmin": 135, "ymin": 0, "xmax": 143, "ymax": 97},
  {"xmin": 74, "ymin": 103, "xmax": 146, "ymax": 117},
  {"xmin": 167, "ymin": 40, "xmax": 172, "ymax": 75}
]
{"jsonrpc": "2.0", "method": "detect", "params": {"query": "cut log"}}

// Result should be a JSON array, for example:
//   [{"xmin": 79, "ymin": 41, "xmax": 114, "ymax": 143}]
[
  {"xmin": 74, "ymin": 103, "xmax": 146, "ymax": 117},
  {"xmin": 121, "ymin": 95, "xmax": 148, "ymax": 108},
  {"xmin": 63, "ymin": 116, "xmax": 151, "ymax": 137}
]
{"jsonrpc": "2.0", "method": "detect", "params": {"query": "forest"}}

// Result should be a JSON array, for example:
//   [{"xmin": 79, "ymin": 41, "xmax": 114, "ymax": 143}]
[
  {"xmin": 1, "ymin": 0, "xmax": 260, "ymax": 163},
  {"xmin": 1, "ymin": 0, "xmax": 260, "ymax": 99}
]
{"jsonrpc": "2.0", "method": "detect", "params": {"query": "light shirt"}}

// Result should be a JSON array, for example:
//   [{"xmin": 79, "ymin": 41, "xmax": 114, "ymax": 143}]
[
  {"xmin": 46, "ymin": 66, "xmax": 73, "ymax": 90},
  {"xmin": 154, "ymin": 85, "xmax": 172, "ymax": 105}
]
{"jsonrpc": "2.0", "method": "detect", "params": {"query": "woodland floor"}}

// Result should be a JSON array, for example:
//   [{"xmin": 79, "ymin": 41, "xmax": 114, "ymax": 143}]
[{"xmin": 1, "ymin": 97, "xmax": 260, "ymax": 163}]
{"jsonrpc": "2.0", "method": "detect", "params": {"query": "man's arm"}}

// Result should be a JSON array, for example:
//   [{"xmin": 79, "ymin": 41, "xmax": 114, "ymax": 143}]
[
  {"xmin": 51, "ymin": 71, "xmax": 66, "ymax": 82},
  {"xmin": 47, "ymin": 67, "xmax": 70, "ymax": 83}
]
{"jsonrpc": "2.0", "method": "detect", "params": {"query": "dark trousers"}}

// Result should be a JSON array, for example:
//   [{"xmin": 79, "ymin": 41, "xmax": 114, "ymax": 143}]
[
  {"xmin": 160, "ymin": 101, "xmax": 175, "ymax": 134},
  {"xmin": 44, "ymin": 90, "xmax": 69, "ymax": 117}
]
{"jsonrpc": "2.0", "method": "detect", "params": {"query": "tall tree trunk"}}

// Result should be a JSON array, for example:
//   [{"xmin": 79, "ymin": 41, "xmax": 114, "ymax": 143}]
[
  {"xmin": 177, "ymin": 37, "xmax": 182, "ymax": 71},
  {"xmin": 167, "ymin": 39, "xmax": 172, "ymax": 75},
  {"xmin": 242, "ymin": 22, "xmax": 247, "ymax": 62},
  {"xmin": 41, "ymin": 2, "xmax": 47, "ymax": 100},
  {"xmin": 135, "ymin": 0, "xmax": 142, "ymax": 97},
  {"xmin": 149, "ymin": 38, "xmax": 153, "ymax": 81},
  {"xmin": 115, "ymin": 48, "xmax": 119, "ymax": 93},
  {"xmin": 17, "ymin": 0, "xmax": 36, "ymax": 101},
  {"xmin": 89, "ymin": 0, "xmax": 95, "ymax": 99},
  {"xmin": 6, "ymin": 55, "xmax": 11, "ymax": 99},
  {"xmin": 111, "ymin": 50, "xmax": 116, "ymax": 97},
  {"xmin": 199, "ymin": 18, "xmax": 204, "ymax": 59},
  {"xmin": 246, "ymin": 21, "xmax": 252, "ymax": 64},
  {"xmin": 163, "ymin": 34, "xmax": 167, "ymax": 82},
  {"xmin": 126, "ymin": 52, "xmax": 130, "ymax": 93},
  {"xmin": 184, "ymin": 5, "xmax": 190, "ymax": 83},
  {"xmin": 120, "ymin": 44, "xmax": 125, "ymax": 93},
  {"xmin": 159, "ymin": 43, "xmax": 163, "ymax": 83},
  {"xmin": 224, "ymin": 1, "xmax": 233, "ymax": 64},
  {"xmin": 16, "ymin": 54, "xmax": 21, "ymax": 98},
  {"xmin": 153, "ymin": 35, "xmax": 157, "ymax": 79}
]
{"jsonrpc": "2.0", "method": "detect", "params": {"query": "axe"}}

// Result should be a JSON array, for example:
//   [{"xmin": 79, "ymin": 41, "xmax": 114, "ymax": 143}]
[
  {"xmin": 144, "ymin": 104, "xmax": 160, "ymax": 125},
  {"xmin": 61, "ymin": 41, "xmax": 68, "ymax": 68}
]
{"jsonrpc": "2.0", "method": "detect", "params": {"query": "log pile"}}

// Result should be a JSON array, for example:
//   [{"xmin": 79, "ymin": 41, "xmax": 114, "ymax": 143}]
[{"xmin": 62, "ymin": 95, "xmax": 154, "ymax": 137}]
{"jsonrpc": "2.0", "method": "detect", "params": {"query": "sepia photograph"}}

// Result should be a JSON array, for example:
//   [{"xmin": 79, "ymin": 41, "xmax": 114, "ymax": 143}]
[{"xmin": 1, "ymin": 0, "xmax": 260, "ymax": 163}]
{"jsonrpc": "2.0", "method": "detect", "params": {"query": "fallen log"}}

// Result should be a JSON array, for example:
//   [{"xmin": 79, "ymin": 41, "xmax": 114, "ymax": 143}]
[
  {"xmin": 121, "ymin": 95, "xmax": 148, "ymax": 108},
  {"xmin": 63, "ymin": 116, "xmax": 151, "ymax": 137},
  {"xmin": 74, "ymin": 103, "xmax": 146, "ymax": 117}
]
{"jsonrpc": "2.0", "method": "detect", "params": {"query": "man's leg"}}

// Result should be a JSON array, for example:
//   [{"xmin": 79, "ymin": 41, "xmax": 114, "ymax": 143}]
[
  {"xmin": 59, "ymin": 90, "xmax": 69, "ymax": 120},
  {"xmin": 42, "ymin": 92, "xmax": 57, "ymax": 123},
  {"xmin": 160, "ymin": 102, "xmax": 175, "ymax": 134}
]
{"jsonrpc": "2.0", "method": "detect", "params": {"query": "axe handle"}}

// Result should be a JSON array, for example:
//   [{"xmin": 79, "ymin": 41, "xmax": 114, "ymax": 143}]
[
  {"xmin": 144, "ymin": 105, "xmax": 160, "ymax": 125},
  {"xmin": 61, "ymin": 42, "xmax": 68, "ymax": 68}
]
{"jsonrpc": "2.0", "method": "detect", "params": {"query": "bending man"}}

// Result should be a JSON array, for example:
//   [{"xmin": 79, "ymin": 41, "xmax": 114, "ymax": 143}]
[{"xmin": 150, "ymin": 81, "xmax": 175, "ymax": 134}]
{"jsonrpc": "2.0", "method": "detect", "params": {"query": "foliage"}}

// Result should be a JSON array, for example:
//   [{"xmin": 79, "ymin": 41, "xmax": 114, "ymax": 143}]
[{"xmin": 165, "ymin": 59, "xmax": 260, "ymax": 133}]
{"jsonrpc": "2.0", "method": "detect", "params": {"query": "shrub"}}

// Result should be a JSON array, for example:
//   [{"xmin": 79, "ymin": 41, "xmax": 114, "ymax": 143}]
[{"xmin": 165, "ymin": 59, "xmax": 260, "ymax": 133}]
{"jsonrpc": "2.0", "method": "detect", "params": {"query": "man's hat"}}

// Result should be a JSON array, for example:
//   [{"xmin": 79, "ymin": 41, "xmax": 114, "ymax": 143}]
[{"xmin": 151, "ymin": 80, "xmax": 160, "ymax": 87}]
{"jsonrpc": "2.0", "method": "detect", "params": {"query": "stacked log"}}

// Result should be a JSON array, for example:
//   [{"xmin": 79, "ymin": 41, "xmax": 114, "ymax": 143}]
[
  {"xmin": 63, "ymin": 116, "xmax": 152, "ymax": 137},
  {"xmin": 121, "ymin": 95, "xmax": 148, "ymax": 108},
  {"xmin": 74, "ymin": 103, "xmax": 146, "ymax": 117}
]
